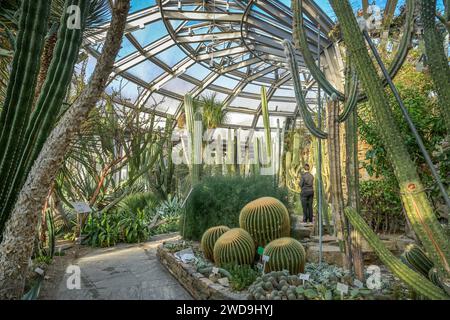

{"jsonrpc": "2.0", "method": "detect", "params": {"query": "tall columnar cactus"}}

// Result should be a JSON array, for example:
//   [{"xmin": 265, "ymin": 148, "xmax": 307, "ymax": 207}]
[
  {"xmin": 263, "ymin": 237, "xmax": 306, "ymax": 274},
  {"xmin": 344, "ymin": 207, "xmax": 448, "ymax": 300},
  {"xmin": 0, "ymin": 1, "xmax": 50, "ymax": 235},
  {"xmin": 291, "ymin": 0, "xmax": 415, "ymax": 104},
  {"xmin": 184, "ymin": 94, "xmax": 202, "ymax": 184},
  {"xmin": 201, "ymin": 226, "xmax": 230, "ymax": 262},
  {"xmin": 329, "ymin": 0, "xmax": 450, "ymax": 280},
  {"xmin": 239, "ymin": 197, "xmax": 290, "ymax": 247},
  {"xmin": 420, "ymin": 0, "xmax": 450, "ymax": 134},
  {"xmin": 1, "ymin": 0, "xmax": 89, "ymax": 234},
  {"xmin": 213, "ymin": 228, "xmax": 255, "ymax": 266},
  {"xmin": 261, "ymin": 86, "xmax": 272, "ymax": 163},
  {"xmin": 401, "ymin": 244, "xmax": 434, "ymax": 277}
]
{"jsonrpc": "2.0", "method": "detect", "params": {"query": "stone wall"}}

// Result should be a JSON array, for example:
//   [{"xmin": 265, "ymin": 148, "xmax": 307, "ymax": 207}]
[{"xmin": 157, "ymin": 245, "xmax": 248, "ymax": 300}]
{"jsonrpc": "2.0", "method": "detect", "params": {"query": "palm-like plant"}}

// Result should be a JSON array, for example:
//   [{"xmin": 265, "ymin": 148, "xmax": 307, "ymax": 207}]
[{"xmin": 199, "ymin": 93, "xmax": 228, "ymax": 129}]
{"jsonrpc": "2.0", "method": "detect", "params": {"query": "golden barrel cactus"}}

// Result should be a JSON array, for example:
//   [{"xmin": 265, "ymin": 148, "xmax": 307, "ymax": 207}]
[
  {"xmin": 263, "ymin": 237, "xmax": 306, "ymax": 274},
  {"xmin": 201, "ymin": 226, "xmax": 230, "ymax": 261},
  {"xmin": 213, "ymin": 228, "xmax": 255, "ymax": 266},
  {"xmin": 239, "ymin": 197, "xmax": 290, "ymax": 247}
]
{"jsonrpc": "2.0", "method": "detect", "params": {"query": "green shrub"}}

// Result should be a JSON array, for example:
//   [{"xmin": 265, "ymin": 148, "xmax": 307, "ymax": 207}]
[
  {"xmin": 359, "ymin": 180, "xmax": 403, "ymax": 233},
  {"xmin": 180, "ymin": 175, "xmax": 289, "ymax": 240},
  {"xmin": 117, "ymin": 192, "xmax": 159, "ymax": 214}
]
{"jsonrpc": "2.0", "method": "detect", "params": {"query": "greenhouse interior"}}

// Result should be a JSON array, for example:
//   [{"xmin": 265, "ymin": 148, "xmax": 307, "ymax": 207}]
[{"xmin": 0, "ymin": 0, "xmax": 449, "ymax": 303}]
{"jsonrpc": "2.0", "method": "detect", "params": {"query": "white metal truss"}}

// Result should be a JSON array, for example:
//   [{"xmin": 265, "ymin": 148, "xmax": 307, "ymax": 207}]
[{"xmin": 84, "ymin": 0, "xmax": 341, "ymax": 129}]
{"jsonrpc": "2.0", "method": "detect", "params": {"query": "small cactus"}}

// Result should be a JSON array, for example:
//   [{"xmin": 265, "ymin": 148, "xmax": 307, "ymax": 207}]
[
  {"xmin": 401, "ymin": 244, "xmax": 434, "ymax": 277},
  {"xmin": 263, "ymin": 238, "xmax": 306, "ymax": 274},
  {"xmin": 239, "ymin": 197, "xmax": 290, "ymax": 247},
  {"xmin": 201, "ymin": 226, "xmax": 230, "ymax": 262},
  {"xmin": 213, "ymin": 228, "xmax": 255, "ymax": 266}
]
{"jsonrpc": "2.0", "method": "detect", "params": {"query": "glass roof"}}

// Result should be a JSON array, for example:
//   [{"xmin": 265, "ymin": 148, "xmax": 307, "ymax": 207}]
[{"xmin": 84, "ymin": 0, "xmax": 366, "ymax": 129}]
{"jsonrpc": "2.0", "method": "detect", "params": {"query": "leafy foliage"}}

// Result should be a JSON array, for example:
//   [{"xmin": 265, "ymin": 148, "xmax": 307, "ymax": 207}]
[
  {"xmin": 180, "ymin": 175, "xmax": 289, "ymax": 240},
  {"xmin": 359, "ymin": 180, "xmax": 403, "ymax": 233},
  {"xmin": 223, "ymin": 263, "xmax": 259, "ymax": 291}
]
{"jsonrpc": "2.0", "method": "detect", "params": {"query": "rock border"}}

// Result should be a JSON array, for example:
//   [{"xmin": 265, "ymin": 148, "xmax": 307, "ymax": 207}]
[{"xmin": 157, "ymin": 244, "xmax": 248, "ymax": 300}]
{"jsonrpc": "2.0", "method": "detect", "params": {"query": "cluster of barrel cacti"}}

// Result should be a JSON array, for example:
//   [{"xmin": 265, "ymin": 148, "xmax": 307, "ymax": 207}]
[{"xmin": 200, "ymin": 196, "xmax": 308, "ymax": 275}]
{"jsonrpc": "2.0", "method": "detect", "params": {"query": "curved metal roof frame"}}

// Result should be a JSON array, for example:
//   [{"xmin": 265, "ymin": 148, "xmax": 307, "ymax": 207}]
[{"xmin": 84, "ymin": 0, "xmax": 342, "ymax": 130}]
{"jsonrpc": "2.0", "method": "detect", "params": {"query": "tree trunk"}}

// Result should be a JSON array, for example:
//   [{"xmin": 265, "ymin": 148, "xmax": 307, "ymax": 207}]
[
  {"xmin": 345, "ymin": 108, "xmax": 365, "ymax": 281},
  {"xmin": 0, "ymin": 0, "xmax": 130, "ymax": 299},
  {"xmin": 329, "ymin": 0, "xmax": 450, "ymax": 279},
  {"xmin": 327, "ymin": 98, "xmax": 352, "ymax": 270}
]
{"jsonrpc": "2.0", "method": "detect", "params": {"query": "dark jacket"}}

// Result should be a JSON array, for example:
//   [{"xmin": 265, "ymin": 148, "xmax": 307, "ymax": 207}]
[{"xmin": 300, "ymin": 172, "xmax": 314, "ymax": 195}]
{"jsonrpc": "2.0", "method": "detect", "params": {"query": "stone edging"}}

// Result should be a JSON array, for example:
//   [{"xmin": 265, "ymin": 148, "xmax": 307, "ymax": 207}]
[{"xmin": 157, "ymin": 244, "xmax": 248, "ymax": 300}]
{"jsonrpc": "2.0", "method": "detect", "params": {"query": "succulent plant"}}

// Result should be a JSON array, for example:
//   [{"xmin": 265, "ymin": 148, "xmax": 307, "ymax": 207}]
[
  {"xmin": 239, "ymin": 197, "xmax": 290, "ymax": 247},
  {"xmin": 213, "ymin": 228, "xmax": 255, "ymax": 267},
  {"xmin": 401, "ymin": 244, "xmax": 434, "ymax": 277},
  {"xmin": 263, "ymin": 237, "xmax": 306, "ymax": 275},
  {"xmin": 201, "ymin": 226, "xmax": 230, "ymax": 262}
]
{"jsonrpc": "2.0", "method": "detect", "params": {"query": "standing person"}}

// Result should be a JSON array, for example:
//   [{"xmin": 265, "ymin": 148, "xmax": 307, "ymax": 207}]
[{"xmin": 300, "ymin": 164, "xmax": 314, "ymax": 223}]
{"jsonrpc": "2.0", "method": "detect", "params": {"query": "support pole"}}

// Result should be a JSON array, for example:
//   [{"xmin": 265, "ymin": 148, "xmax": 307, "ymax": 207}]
[{"xmin": 317, "ymin": 23, "xmax": 323, "ymax": 265}]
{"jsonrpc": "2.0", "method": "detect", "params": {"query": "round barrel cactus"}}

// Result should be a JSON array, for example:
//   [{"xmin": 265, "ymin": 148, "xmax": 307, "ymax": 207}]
[
  {"xmin": 239, "ymin": 197, "xmax": 290, "ymax": 247},
  {"xmin": 201, "ymin": 226, "xmax": 230, "ymax": 261},
  {"xmin": 213, "ymin": 228, "xmax": 255, "ymax": 266},
  {"xmin": 263, "ymin": 237, "xmax": 306, "ymax": 274},
  {"xmin": 401, "ymin": 244, "xmax": 434, "ymax": 277}
]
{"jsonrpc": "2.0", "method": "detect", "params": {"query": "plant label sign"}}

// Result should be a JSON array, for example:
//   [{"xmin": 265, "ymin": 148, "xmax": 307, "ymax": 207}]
[
  {"xmin": 71, "ymin": 202, "xmax": 92, "ymax": 214},
  {"xmin": 336, "ymin": 282, "xmax": 349, "ymax": 300},
  {"xmin": 299, "ymin": 273, "xmax": 310, "ymax": 281},
  {"xmin": 262, "ymin": 255, "xmax": 270, "ymax": 263},
  {"xmin": 212, "ymin": 267, "xmax": 219, "ymax": 275},
  {"xmin": 354, "ymin": 279, "xmax": 364, "ymax": 288},
  {"xmin": 257, "ymin": 263, "xmax": 264, "ymax": 272}
]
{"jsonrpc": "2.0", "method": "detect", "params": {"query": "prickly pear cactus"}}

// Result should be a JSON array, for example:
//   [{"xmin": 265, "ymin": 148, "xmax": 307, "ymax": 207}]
[
  {"xmin": 213, "ymin": 228, "xmax": 255, "ymax": 266},
  {"xmin": 239, "ymin": 197, "xmax": 290, "ymax": 247},
  {"xmin": 201, "ymin": 226, "xmax": 230, "ymax": 262},
  {"xmin": 263, "ymin": 237, "xmax": 306, "ymax": 274}
]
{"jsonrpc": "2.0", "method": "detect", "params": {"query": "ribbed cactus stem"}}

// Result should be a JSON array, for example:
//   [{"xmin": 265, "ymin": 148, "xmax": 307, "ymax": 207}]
[
  {"xmin": 291, "ymin": 132, "xmax": 301, "ymax": 166},
  {"xmin": 345, "ymin": 207, "xmax": 448, "ymax": 300},
  {"xmin": 263, "ymin": 237, "xmax": 306, "ymax": 274},
  {"xmin": 226, "ymin": 128, "xmax": 235, "ymax": 175},
  {"xmin": 420, "ymin": 0, "xmax": 450, "ymax": 133},
  {"xmin": 292, "ymin": 0, "xmax": 344, "ymax": 101},
  {"xmin": 338, "ymin": 57, "xmax": 358, "ymax": 122},
  {"xmin": 192, "ymin": 112, "xmax": 202, "ymax": 184},
  {"xmin": 329, "ymin": 0, "xmax": 450, "ymax": 279},
  {"xmin": 1, "ymin": 0, "xmax": 89, "ymax": 228},
  {"xmin": 261, "ymin": 86, "xmax": 272, "ymax": 162},
  {"xmin": 0, "ymin": 0, "xmax": 50, "ymax": 234},
  {"xmin": 401, "ymin": 244, "xmax": 434, "ymax": 277},
  {"xmin": 213, "ymin": 228, "xmax": 255, "ymax": 266},
  {"xmin": 239, "ymin": 197, "xmax": 290, "ymax": 247},
  {"xmin": 282, "ymin": 40, "xmax": 328, "ymax": 140},
  {"xmin": 201, "ymin": 226, "xmax": 230, "ymax": 262}
]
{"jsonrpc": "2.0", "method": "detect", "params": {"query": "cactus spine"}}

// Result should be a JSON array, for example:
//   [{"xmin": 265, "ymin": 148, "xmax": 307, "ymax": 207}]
[
  {"xmin": 263, "ymin": 237, "xmax": 306, "ymax": 274},
  {"xmin": 213, "ymin": 228, "xmax": 255, "ymax": 266},
  {"xmin": 329, "ymin": 0, "xmax": 450, "ymax": 279},
  {"xmin": 239, "ymin": 197, "xmax": 290, "ymax": 247},
  {"xmin": 344, "ymin": 207, "xmax": 448, "ymax": 300},
  {"xmin": 201, "ymin": 226, "xmax": 230, "ymax": 262},
  {"xmin": 420, "ymin": 0, "xmax": 450, "ymax": 133}
]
